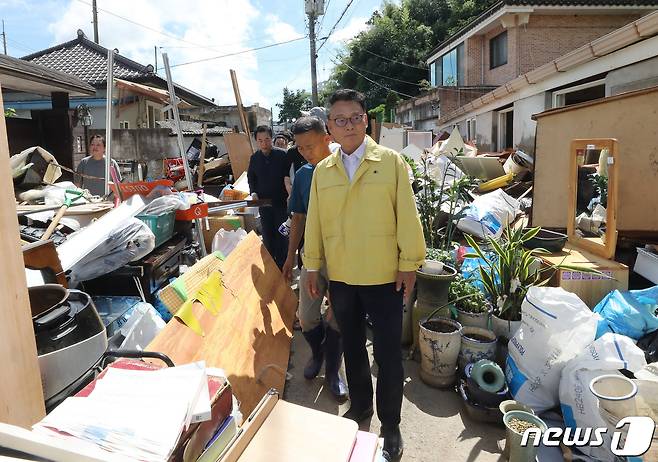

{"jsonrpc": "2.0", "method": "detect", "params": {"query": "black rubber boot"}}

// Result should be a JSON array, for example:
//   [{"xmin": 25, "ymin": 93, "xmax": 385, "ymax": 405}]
[
  {"xmin": 302, "ymin": 324, "xmax": 325, "ymax": 379},
  {"xmin": 324, "ymin": 326, "xmax": 349, "ymax": 402}
]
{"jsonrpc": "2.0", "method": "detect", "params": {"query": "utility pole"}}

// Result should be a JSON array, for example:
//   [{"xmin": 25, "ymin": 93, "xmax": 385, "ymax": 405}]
[
  {"xmin": 305, "ymin": 1, "xmax": 325, "ymax": 106},
  {"xmin": 92, "ymin": 0, "xmax": 99, "ymax": 44},
  {"xmin": 308, "ymin": 13, "xmax": 318, "ymax": 106},
  {"xmin": 2, "ymin": 20, "xmax": 7, "ymax": 55},
  {"xmin": 154, "ymin": 46, "xmax": 158, "ymax": 73}
]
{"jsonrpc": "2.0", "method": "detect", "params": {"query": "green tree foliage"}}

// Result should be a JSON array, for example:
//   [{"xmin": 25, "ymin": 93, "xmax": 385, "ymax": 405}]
[
  {"xmin": 330, "ymin": 0, "xmax": 497, "ymax": 109},
  {"xmin": 4, "ymin": 107, "xmax": 16, "ymax": 118},
  {"xmin": 276, "ymin": 87, "xmax": 312, "ymax": 123}
]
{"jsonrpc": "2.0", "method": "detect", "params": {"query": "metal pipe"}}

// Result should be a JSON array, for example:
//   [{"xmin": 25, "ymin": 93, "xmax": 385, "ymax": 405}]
[{"xmin": 104, "ymin": 49, "xmax": 114, "ymax": 197}]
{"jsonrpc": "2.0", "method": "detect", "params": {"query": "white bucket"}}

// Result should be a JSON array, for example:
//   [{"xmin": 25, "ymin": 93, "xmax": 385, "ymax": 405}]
[{"xmin": 589, "ymin": 374, "xmax": 638, "ymax": 418}]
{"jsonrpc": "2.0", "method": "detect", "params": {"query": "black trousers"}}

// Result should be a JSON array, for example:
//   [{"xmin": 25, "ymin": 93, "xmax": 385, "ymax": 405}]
[
  {"xmin": 329, "ymin": 281, "xmax": 404, "ymax": 428},
  {"xmin": 259, "ymin": 206, "xmax": 288, "ymax": 269}
]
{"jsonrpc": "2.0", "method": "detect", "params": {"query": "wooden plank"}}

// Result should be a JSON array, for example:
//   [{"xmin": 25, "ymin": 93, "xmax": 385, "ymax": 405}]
[
  {"xmin": 224, "ymin": 132, "xmax": 254, "ymax": 179},
  {"xmin": 532, "ymin": 86, "xmax": 658, "ymax": 232},
  {"xmin": 0, "ymin": 83, "xmax": 46, "ymax": 427},
  {"xmin": 230, "ymin": 70, "xmax": 252, "ymax": 142},
  {"xmin": 540, "ymin": 243, "xmax": 628, "ymax": 308},
  {"xmin": 147, "ymin": 232, "xmax": 297, "ymax": 416}
]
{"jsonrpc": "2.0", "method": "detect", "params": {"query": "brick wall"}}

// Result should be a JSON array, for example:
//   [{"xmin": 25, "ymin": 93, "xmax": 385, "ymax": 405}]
[
  {"xmin": 438, "ymin": 87, "xmax": 494, "ymax": 122},
  {"xmin": 517, "ymin": 14, "xmax": 641, "ymax": 75},
  {"xmin": 465, "ymin": 36, "xmax": 484, "ymax": 86},
  {"xmin": 483, "ymin": 24, "xmax": 518, "ymax": 86}
]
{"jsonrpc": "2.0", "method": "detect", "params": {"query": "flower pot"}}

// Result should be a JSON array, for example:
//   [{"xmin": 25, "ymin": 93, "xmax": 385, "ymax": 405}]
[
  {"xmin": 456, "ymin": 307, "xmax": 490, "ymax": 329},
  {"xmin": 499, "ymin": 400, "xmax": 535, "ymax": 416},
  {"xmin": 491, "ymin": 314, "xmax": 521, "ymax": 340},
  {"xmin": 401, "ymin": 287, "xmax": 416, "ymax": 346},
  {"xmin": 503, "ymin": 411, "xmax": 547, "ymax": 462},
  {"xmin": 418, "ymin": 317, "xmax": 462, "ymax": 388},
  {"xmin": 413, "ymin": 263, "xmax": 457, "ymax": 349},
  {"xmin": 589, "ymin": 374, "xmax": 638, "ymax": 419},
  {"xmin": 464, "ymin": 362, "xmax": 509, "ymax": 408},
  {"xmin": 459, "ymin": 327, "xmax": 497, "ymax": 371}
]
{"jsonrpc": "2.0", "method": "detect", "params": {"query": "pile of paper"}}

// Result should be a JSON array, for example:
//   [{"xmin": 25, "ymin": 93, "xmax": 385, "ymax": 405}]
[{"xmin": 33, "ymin": 362, "xmax": 210, "ymax": 462}]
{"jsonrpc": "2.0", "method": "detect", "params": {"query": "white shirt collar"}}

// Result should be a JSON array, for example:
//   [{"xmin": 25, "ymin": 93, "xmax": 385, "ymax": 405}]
[{"xmin": 340, "ymin": 137, "xmax": 367, "ymax": 163}]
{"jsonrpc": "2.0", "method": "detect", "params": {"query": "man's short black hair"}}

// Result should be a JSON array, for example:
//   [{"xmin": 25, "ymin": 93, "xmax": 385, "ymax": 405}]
[
  {"xmin": 291, "ymin": 116, "xmax": 327, "ymax": 136},
  {"xmin": 328, "ymin": 89, "xmax": 367, "ymax": 113},
  {"xmin": 254, "ymin": 125, "xmax": 273, "ymax": 139}
]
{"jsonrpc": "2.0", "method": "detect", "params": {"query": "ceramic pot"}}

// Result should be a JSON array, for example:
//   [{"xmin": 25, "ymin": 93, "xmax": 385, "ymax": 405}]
[
  {"xmin": 491, "ymin": 314, "xmax": 521, "ymax": 340},
  {"xmin": 413, "ymin": 263, "xmax": 457, "ymax": 349},
  {"xmin": 503, "ymin": 411, "xmax": 547, "ymax": 462},
  {"xmin": 456, "ymin": 307, "xmax": 491, "ymax": 330},
  {"xmin": 459, "ymin": 327, "xmax": 497, "ymax": 371},
  {"xmin": 418, "ymin": 316, "xmax": 462, "ymax": 388}
]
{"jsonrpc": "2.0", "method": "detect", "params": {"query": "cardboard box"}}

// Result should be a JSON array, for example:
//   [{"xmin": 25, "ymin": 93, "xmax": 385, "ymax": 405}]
[
  {"xmin": 540, "ymin": 243, "xmax": 628, "ymax": 308},
  {"xmin": 202, "ymin": 216, "xmax": 244, "ymax": 252}
]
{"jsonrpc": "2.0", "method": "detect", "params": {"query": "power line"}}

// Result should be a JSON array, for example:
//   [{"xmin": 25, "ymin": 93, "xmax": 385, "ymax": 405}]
[
  {"xmin": 317, "ymin": 0, "xmax": 355, "ymax": 52},
  {"xmin": 332, "ymin": 59, "xmax": 414, "ymax": 98},
  {"xmin": 75, "ymin": 0, "xmax": 242, "ymax": 54},
  {"xmin": 317, "ymin": 0, "xmax": 333, "ymax": 35},
  {"xmin": 361, "ymin": 48, "xmax": 428, "ymax": 70},
  {"xmin": 170, "ymin": 36, "xmax": 307, "ymax": 68},
  {"xmin": 330, "ymin": 55, "xmax": 425, "ymax": 86}
]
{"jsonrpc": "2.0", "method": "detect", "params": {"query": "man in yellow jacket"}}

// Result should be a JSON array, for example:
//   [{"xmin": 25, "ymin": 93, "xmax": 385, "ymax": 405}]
[{"xmin": 304, "ymin": 89, "xmax": 425, "ymax": 461}]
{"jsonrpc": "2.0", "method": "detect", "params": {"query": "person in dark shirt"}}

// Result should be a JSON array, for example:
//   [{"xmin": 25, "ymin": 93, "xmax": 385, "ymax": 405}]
[{"xmin": 247, "ymin": 125, "xmax": 291, "ymax": 269}]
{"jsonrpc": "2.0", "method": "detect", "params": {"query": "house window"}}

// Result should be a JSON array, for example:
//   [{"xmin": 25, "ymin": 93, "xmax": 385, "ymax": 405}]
[
  {"xmin": 552, "ymin": 79, "xmax": 606, "ymax": 108},
  {"xmin": 490, "ymin": 31, "xmax": 508, "ymax": 69},
  {"xmin": 467, "ymin": 118, "xmax": 477, "ymax": 142},
  {"xmin": 497, "ymin": 107, "xmax": 514, "ymax": 151},
  {"xmin": 442, "ymin": 48, "xmax": 458, "ymax": 86},
  {"xmin": 430, "ymin": 62, "xmax": 437, "ymax": 86},
  {"xmin": 119, "ymin": 121, "xmax": 130, "ymax": 129}
]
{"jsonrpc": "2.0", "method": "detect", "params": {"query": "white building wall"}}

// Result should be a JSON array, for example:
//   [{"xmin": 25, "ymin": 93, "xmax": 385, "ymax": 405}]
[
  {"xmin": 513, "ymin": 93, "xmax": 549, "ymax": 154},
  {"xmin": 475, "ymin": 111, "xmax": 495, "ymax": 151}
]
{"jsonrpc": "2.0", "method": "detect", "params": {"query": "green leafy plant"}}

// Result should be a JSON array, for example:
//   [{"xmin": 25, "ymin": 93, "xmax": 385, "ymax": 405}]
[
  {"xmin": 4, "ymin": 108, "xmax": 16, "ymax": 118},
  {"xmin": 588, "ymin": 173, "xmax": 608, "ymax": 208},
  {"xmin": 464, "ymin": 226, "xmax": 603, "ymax": 321},
  {"xmin": 449, "ymin": 275, "xmax": 488, "ymax": 314}
]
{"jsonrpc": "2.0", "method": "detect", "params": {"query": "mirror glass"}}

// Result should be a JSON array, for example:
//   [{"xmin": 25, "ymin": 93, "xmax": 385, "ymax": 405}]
[{"xmin": 568, "ymin": 139, "xmax": 618, "ymax": 259}]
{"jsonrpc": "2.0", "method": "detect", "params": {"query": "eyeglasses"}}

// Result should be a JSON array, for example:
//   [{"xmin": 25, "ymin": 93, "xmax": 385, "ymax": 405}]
[{"xmin": 330, "ymin": 113, "xmax": 365, "ymax": 127}]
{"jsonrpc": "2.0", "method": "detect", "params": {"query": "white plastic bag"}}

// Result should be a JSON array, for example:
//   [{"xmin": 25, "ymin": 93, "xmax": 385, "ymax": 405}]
[
  {"xmin": 559, "ymin": 333, "xmax": 646, "ymax": 461},
  {"xmin": 118, "ymin": 303, "xmax": 166, "ymax": 350},
  {"xmin": 506, "ymin": 287, "xmax": 601, "ymax": 412},
  {"xmin": 457, "ymin": 189, "xmax": 519, "ymax": 240},
  {"xmin": 68, "ymin": 218, "xmax": 155, "ymax": 284},
  {"xmin": 211, "ymin": 228, "xmax": 247, "ymax": 257}
]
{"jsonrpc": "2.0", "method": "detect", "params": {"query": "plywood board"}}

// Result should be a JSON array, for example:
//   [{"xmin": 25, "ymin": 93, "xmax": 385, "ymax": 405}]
[
  {"xmin": 147, "ymin": 232, "xmax": 297, "ymax": 416},
  {"xmin": 0, "ymin": 84, "xmax": 46, "ymax": 426},
  {"xmin": 237, "ymin": 400, "xmax": 358, "ymax": 462},
  {"xmin": 224, "ymin": 133, "xmax": 254, "ymax": 179},
  {"xmin": 532, "ymin": 86, "xmax": 658, "ymax": 232}
]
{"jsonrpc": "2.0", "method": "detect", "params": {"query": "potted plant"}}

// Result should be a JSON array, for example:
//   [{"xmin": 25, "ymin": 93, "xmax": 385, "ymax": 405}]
[
  {"xmin": 449, "ymin": 275, "xmax": 490, "ymax": 329},
  {"xmin": 464, "ymin": 226, "xmax": 602, "ymax": 339},
  {"xmin": 464, "ymin": 226, "xmax": 549, "ymax": 339},
  {"xmin": 411, "ymin": 152, "xmax": 475, "ymax": 348}
]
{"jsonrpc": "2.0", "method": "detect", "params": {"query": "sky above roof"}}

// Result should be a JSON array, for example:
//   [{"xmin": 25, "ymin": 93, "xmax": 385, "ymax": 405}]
[{"xmin": 0, "ymin": 0, "xmax": 391, "ymax": 118}]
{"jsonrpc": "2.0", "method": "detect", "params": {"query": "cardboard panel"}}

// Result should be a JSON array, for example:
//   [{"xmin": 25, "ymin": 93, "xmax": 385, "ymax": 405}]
[
  {"xmin": 224, "ymin": 133, "xmax": 254, "ymax": 179},
  {"xmin": 532, "ymin": 86, "xmax": 658, "ymax": 232},
  {"xmin": 147, "ymin": 232, "xmax": 297, "ymax": 416},
  {"xmin": 237, "ymin": 400, "xmax": 358, "ymax": 462}
]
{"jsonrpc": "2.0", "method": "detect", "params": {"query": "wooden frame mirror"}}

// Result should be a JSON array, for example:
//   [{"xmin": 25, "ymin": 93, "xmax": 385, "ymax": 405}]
[{"xmin": 567, "ymin": 138, "xmax": 618, "ymax": 259}]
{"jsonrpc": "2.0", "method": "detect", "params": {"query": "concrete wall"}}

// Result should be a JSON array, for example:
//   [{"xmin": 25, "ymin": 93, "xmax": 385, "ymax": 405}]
[
  {"xmin": 512, "ymin": 93, "xmax": 550, "ymax": 154},
  {"xmin": 475, "ymin": 111, "xmax": 495, "ymax": 152},
  {"xmin": 87, "ymin": 128, "xmax": 227, "ymax": 179},
  {"xmin": 605, "ymin": 56, "xmax": 658, "ymax": 96}
]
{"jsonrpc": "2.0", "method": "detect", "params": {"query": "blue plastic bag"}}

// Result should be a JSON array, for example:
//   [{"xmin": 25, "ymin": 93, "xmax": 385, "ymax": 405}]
[{"xmin": 594, "ymin": 286, "xmax": 658, "ymax": 340}]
